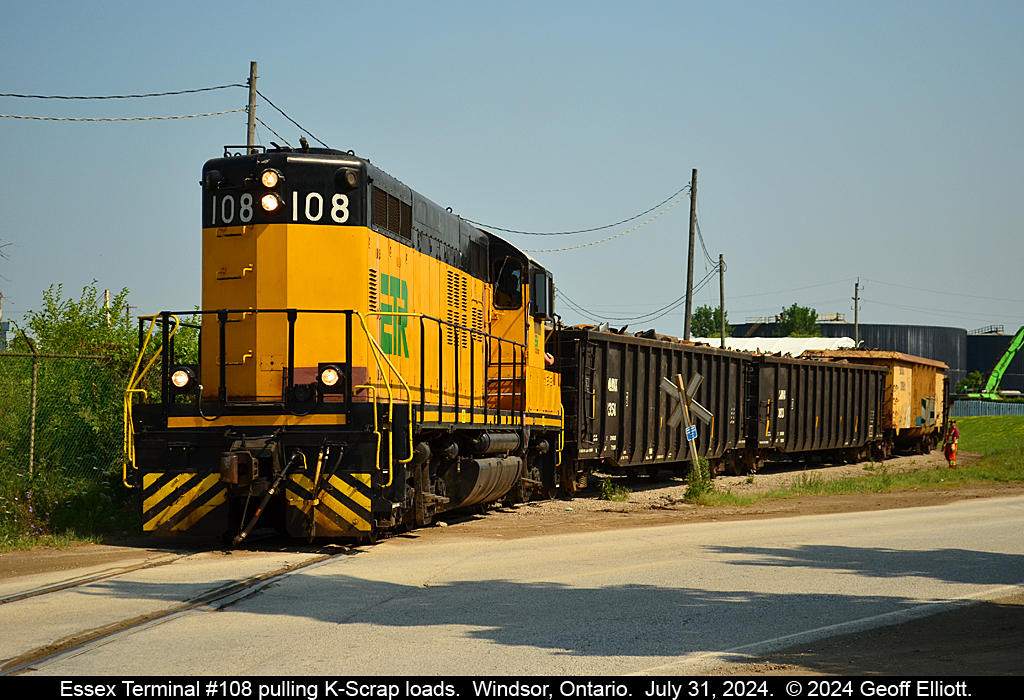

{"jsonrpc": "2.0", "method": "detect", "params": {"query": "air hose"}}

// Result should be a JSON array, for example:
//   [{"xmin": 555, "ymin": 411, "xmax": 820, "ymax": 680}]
[{"xmin": 232, "ymin": 450, "xmax": 305, "ymax": 547}]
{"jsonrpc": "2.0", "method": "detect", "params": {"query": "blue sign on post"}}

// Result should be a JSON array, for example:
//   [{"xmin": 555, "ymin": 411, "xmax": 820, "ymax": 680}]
[{"xmin": 685, "ymin": 424, "xmax": 698, "ymax": 441}]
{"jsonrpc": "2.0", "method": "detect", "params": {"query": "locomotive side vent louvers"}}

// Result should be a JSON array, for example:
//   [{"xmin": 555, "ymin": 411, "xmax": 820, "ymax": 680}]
[
  {"xmin": 373, "ymin": 186, "xmax": 412, "ymax": 240},
  {"xmin": 446, "ymin": 271, "xmax": 470, "ymax": 348},
  {"xmin": 368, "ymin": 269, "xmax": 378, "ymax": 312}
]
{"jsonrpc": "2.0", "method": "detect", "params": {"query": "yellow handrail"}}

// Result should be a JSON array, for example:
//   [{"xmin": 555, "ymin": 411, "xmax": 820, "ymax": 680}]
[
  {"xmin": 352, "ymin": 384, "xmax": 381, "ymax": 486},
  {"xmin": 360, "ymin": 311, "xmax": 418, "ymax": 464},
  {"xmin": 122, "ymin": 314, "xmax": 181, "ymax": 489},
  {"xmin": 557, "ymin": 403, "xmax": 564, "ymax": 467}
]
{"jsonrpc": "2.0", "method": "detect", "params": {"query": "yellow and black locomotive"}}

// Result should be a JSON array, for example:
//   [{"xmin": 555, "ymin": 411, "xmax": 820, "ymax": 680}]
[{"xmin": 127, "ymin": 144, "xmax": 562, "ymax": 541}]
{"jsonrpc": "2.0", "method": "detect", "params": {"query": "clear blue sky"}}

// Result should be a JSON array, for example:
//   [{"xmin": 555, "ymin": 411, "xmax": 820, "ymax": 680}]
[{"xmin": 2, "ymin": 0, "xmax": 1022, "ymax": 337}]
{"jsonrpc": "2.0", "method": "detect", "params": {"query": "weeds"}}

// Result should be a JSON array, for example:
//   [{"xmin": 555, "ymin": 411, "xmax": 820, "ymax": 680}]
[
  {"xmin": 598, "ymin": 477, "xmax": 631, "ymax": 502},
  {"xmin": 685, "ymin": 456, "xmax": 714, "ymax": 500},
  {"xmin": 0, "ymin": 462, "xmax": 136, "ymax": 552}
]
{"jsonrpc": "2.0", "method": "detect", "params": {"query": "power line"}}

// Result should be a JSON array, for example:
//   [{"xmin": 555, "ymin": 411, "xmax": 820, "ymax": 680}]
[
  {"xmin": 0, "ymin": 84, "xmax": 245, "ymax": 100},
  {"xmin": 524, "ymin": 189, "xmax": 690, "ymax": 253},
  {"xmin": 1, "ymin": 109, "xmax": 245, "ymax": 122},
  {"xmin": 864, "ymin": 297, "xmax": 1014, "ymax": 324},
  {"xmin": 255, "ymin": 116, "xmax": 291, "ymax": 146},
  {"xmin": 556, "ymin": 263, "xmax": 722, "ymax": 325},
  {"xmin": 866, "ymin": 279, "xmax": 1024, "ymax": 304},
  {"xmin": 256, "ymin": 90, "xmax": 328, "ymax": 148},
  {"xmin": 728, "ymin": 278, "xmax": 858, "ymax": 300},
  {"xmin": 466, "ymin": 184, "xmax": 690, "ymax": 236}
]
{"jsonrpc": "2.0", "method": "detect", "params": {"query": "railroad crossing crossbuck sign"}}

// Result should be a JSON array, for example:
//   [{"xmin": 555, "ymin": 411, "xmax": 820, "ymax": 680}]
[{"xmin": 660, "ymin": 372, "xmax": 713, "ymax": 450}]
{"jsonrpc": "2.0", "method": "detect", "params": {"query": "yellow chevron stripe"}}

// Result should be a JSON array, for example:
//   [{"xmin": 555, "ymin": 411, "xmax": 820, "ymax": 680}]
[
  {"xmin": 328, "ymin": 474, "xmax": 371, "ymax": 511},
  {"xmin": 144, "ymin": 473, "xmax": 193, "ymax": 513},
  {"xmin": 144, "ymin": 474, "xmax": 222, "ymax": 531},
  {"xmin": 172, "ymin": 487, "xmax": 227, "ymax": 532},
  {"xmin": 319, "ymin": 488, "xmax": 371, "ymax": 532},
  {"xmin": 288, "ymin": 472, "xmax": 315, "ymax": 497}
]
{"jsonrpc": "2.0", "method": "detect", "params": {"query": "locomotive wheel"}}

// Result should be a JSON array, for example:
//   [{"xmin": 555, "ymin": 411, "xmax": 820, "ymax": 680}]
[{"xmin": 503, "ymin": 478, "xmax": 527, "ymax": 507}]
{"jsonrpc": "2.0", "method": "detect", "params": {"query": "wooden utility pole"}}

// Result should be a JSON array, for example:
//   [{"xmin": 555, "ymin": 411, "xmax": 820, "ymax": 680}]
[
  {"xmin": 683, "ymin": 169, "xmax": 697, "ymax": 340},
  {"xmin": 719, "ymin": 254, "xmax": 726, "ymax": 348},
  {"xmin": 853, "ymin": 278, "xmax": 860, "ymax": 346},
  {"xmin": 246, "ymin": 61, "xmax": 258, "ymax": 153}
]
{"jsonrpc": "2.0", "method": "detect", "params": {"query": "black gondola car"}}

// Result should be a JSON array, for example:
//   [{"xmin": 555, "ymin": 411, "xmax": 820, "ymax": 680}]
[
  {"xmin": 551, "ymin": 329, "xmax": 750, "ymax": 487},
  {"xmin": 746, "ymin": 355, "xmax": 887, "ymax": 470}
]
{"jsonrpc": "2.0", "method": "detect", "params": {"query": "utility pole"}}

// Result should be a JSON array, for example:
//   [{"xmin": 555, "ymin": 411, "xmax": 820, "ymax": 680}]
[
  {"xmin": 104, "ymin": 289, "xmax": 110, "ymax": 327},
  {"xmin": 853, "ymin": 278, "xmax": 860, "ymax": 346},
  {"xmin": 719, "ymin": 254, "xmax": 726, "ymax": 348},
  {"xmin": 683, "ymin": 168, "xmax": 697, "ymax": 340},
  {"xmin": 246, "ymin": 61, "xmax": 258, "ymax": 154}
]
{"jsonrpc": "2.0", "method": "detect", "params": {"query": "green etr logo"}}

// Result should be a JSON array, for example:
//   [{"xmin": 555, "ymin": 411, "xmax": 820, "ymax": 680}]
[{"xmin": 380, "ymin": 273, "xmax": 409, "ymax": 358}]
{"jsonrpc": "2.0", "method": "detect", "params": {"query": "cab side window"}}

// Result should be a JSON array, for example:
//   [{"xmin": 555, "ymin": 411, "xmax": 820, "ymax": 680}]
[{"xmin": 493, "ymin": 257, "xmax": 523, "ymax": 310}]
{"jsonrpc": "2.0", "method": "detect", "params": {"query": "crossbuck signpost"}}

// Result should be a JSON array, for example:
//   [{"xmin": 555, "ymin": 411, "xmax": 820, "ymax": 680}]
[{"xmin": 660, "ymin": 372, "xmax": 713, "ymax": 462}]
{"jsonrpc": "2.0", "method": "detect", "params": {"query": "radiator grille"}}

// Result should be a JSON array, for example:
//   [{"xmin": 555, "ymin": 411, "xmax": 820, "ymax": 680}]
[
  {"xmin": 373, "ymin": 187, "xmax": 412, "ymax": 240},
  {"xmin": 446, "ymin": 271, "xmax": 470, "ymax": 348}
]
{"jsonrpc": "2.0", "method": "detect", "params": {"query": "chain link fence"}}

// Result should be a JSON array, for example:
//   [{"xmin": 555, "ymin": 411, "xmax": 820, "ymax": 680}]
[{"xmin": 1, "ymin": 351, "xmax": 130, "ymax": 539}]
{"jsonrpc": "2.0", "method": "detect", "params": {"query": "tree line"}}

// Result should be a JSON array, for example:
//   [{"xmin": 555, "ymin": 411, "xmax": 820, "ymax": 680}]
[{"xmin": 690, "ymin": 302, "xmax": 821, "ymax": 338}]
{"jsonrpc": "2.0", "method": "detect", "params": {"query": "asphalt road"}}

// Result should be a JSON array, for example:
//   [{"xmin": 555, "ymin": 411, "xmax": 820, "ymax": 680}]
[{"xmin": 8, "ymin": 495, "xmax": 1024, "ymax": 676}]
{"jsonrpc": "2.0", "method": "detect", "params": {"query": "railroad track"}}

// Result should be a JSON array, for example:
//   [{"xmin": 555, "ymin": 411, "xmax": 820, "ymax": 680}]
[
  {"xmin": 0, "ymin": 532, "xmax": 298, "ymax": 607},
  {"xmin": 0, "ymin": 547, "xmax": 353, "ymax": 675},
  {"xmin": 0, "ymin": 551, "xmax": 196, "ymax": 607}
]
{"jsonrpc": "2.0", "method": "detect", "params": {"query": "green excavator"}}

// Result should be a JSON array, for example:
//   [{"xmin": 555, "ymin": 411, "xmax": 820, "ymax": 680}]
[{"xmin": 968, "ymin": 325, "xmax": 1024, "ymax": 400}]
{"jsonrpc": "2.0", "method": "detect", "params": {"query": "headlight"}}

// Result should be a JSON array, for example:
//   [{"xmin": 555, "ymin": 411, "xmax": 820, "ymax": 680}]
[
  {"xmin": 261, "ymin": 169, "xmax": 282, "ymax": 188},
  {"xmin": 261, "ymin": 193, "xmax": 282, "ymax": 213},
  {"xmin": 169, "ymin": 365, "xmax": 198, "ymax": 393},
  {"xmin": 335, "ymin": 167, "xmax": 359, "ymax": 190},
  {"xmin": 317, "ymin": 363, "xmax": 346, "ymax": 394},
  {"xmin": 321, "ymin": 367, "xmax": 340, "ymax": 387}
]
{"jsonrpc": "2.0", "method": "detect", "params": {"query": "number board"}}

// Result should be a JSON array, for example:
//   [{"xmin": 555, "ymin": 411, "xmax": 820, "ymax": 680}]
[{"xmin": 202, "ymin": 154, "xmax": 366, "ymax": 228}]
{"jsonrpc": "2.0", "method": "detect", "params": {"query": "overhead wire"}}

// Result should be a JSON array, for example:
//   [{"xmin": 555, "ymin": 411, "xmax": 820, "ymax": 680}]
[
  {"xmin": 256, "ymin": 90, "xmax": 328, "ymax": 148},
  {"xmin": 465, "ymin": 184, "xmax": 690, "ymax": 236},
  {"xmin": 549, "ymin": 183, "xmax": 723, "ymax": 325},
  {"xmin": 0, "ymin": 84, "xmax": 245, "ymax": 100},
  {"xmin": 255, "ymin": 116, "xmax": 291, "ymax": 146},
  {"xmin": 556, "ymin": 261, "xmax": 722, "ymax": 325},
  {"xmin": 523, "ymin": 188, "xmax": 690, "ymax": 252},
  {"xmin": 1, "ymin": 82, "xmax": 324, "ymax": 149},
  {"xmin": 865, "ymin": 279, "xmax": 1024, "ymax": 304},
  {"xmin": 1, "ymin": 110, "xmax": 245, "ymax": 121}
]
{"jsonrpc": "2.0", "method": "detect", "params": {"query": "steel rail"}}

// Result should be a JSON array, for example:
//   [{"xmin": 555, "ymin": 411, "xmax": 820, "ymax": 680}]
[{"xmin": 1, "ymin": 550, "xmax": 353, "ymax": 675}]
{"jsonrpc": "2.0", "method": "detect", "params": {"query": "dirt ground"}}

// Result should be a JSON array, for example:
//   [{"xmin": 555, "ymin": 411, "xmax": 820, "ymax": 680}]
[{"xmin": 3, "ymin": 449, "xmax": 1022, "ymax": 675}]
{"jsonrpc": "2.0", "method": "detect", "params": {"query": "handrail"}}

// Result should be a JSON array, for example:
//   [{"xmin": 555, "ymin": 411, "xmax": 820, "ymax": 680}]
[
  {"xmin": 130, "ymin": 307, "xmax": 531, "ymax": 490},
  {"xmin": 352, "ymin": 384, "xmax": 381, "ymax": 490},
  {"xmin": 355, "ymin": 311, "xmax": 410, "ymax": 485},
  {"xmin": 123, "ymin": 314, "xmax": 181, "ymax": 488}
]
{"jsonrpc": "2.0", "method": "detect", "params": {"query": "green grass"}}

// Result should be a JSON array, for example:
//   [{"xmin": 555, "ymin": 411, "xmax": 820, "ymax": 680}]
[{"xmin": 686, "ymin": 415, "xmax": 1024, "ymax": 507}]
